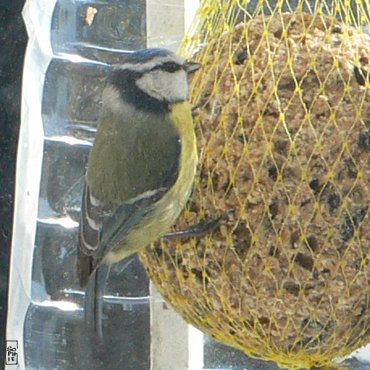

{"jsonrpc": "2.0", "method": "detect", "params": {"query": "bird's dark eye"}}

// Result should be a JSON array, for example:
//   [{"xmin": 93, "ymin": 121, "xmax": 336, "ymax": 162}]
[{"xmin": 161, "ymin": 62, "xmax": 181, "ymax": 73}]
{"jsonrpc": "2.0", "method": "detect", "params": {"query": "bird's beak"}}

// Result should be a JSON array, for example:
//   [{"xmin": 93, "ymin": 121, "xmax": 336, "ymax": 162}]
[{"xmin": 184, "ymin": 61, "xmax": 201, "ymax": 74}]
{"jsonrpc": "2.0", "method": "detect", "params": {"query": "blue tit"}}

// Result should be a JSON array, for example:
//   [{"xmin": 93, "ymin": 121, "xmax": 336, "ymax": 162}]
[{"xmin": 77, "ymin": 48, "xmax": 200, "ymax": 338}]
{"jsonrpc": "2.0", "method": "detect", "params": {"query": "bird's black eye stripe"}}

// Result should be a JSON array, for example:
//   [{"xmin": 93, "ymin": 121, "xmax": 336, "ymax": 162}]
[{"xmin": 152, "ymin": 62, "xmax": 182, "ymax": 73}]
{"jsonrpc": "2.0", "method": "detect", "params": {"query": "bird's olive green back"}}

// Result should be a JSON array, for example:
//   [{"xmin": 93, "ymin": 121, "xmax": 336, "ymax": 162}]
[{"xmin": 86, "ymin": 103, "xmax": 191, "ymax": 206}]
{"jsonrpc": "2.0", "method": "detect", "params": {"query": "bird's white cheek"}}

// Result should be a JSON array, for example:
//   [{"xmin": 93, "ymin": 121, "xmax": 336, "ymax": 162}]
[
  {"xmin": 136, "ymin": 72, "xmax": 163, "ymax": 101},
  {"xmin": 165, "ymin": 70, "xmax": 189, "ymax": 101},
  {"xmin": 136, "ymin": 70, "xmax": 188, "ymax": 102}
]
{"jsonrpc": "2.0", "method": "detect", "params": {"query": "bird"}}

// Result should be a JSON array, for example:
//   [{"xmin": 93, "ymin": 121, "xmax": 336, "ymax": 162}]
[{"xmin": 77, "ymin": 48, "xmax": 201, "ymax": 339}]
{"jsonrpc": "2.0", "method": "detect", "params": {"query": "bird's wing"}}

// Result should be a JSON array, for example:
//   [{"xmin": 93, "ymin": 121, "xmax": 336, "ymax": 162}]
[
  {"xmin": 78, "ymin": 178, "xmax": 170, "ymax": 286},
  {"xmin": 78, "ymin": 183, "xmax": 170, "ymax": 338},
  {"xmin": 77, "ymin": 183, "xmax": 104, "ymax": 287},
  {"xmin": 77, "ymin": 114, "xmax": 182, "ymax": 287}
]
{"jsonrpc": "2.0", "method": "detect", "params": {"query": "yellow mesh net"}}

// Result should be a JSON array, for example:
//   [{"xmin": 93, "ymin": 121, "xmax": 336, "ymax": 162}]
[{"xmin": 140, "ymin": 1, "xmax": 370, "ymax": 369}]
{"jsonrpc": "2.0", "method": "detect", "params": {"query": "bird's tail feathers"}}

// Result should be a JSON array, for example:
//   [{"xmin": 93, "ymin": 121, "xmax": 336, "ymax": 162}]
[{"xmin": 84, "ymin": 263, "xmax": 111, "ymax": 340}]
